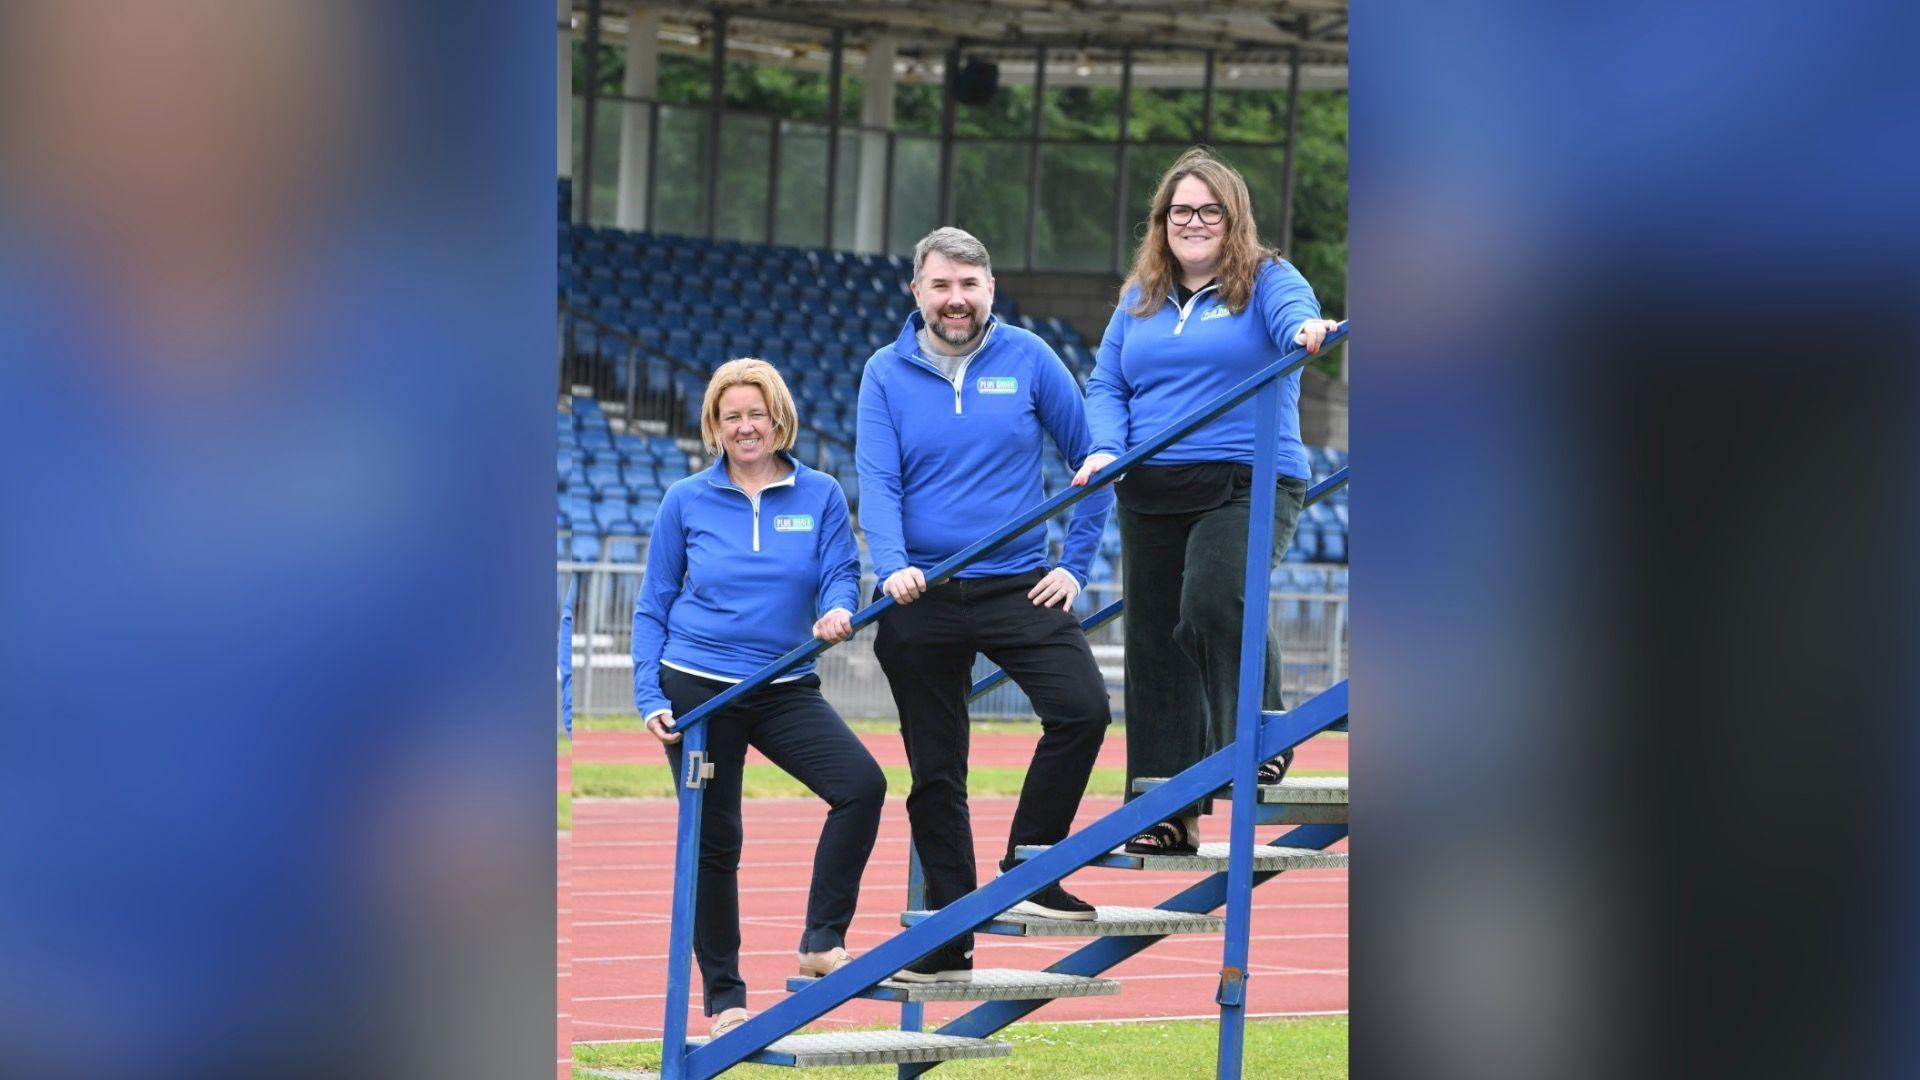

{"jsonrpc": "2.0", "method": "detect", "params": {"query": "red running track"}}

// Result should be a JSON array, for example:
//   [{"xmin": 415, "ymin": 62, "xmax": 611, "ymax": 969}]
[
  {"xmin": 559, "ymin": 753, "xmax": 573, "ymax": 1080},
  {"xmin": 564, "ymin": 726, "xmax": 1347, "ymax": 1046},
  {"xmin": 574, "ymin": 726, "xmax": 1349, "ymax": 776}
]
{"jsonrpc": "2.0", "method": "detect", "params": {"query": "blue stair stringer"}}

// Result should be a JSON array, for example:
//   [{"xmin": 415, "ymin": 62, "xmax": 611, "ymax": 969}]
[
  {"xmin": 655, "ymin": 324, "xmax": 1350, "ymax": 1080},
  {"xmin": 898, "ymin": 694, "xmax": 1347, "ymax": 1077}
]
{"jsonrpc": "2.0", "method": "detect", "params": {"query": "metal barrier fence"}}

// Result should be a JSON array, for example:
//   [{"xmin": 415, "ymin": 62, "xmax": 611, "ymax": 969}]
[{"xmin": 557, "ymin": 560, "xmax": 1348, "ymax": 721}]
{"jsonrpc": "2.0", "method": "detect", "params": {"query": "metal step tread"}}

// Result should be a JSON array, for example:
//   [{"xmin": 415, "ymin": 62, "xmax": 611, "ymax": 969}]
[
  {"xmin": 786, "ymin": 968, "xmax": 1121, "ymax": 1002},
  {"xmin": 1015, "ymin": 841, "xmax": 1348, "ymax": 873},
  {"xmin": 687, "ymin": 1029, "xmax": 1010, "ymax": 1067},
  {"xmin": 1131, "ymin": 775, "xmax": 1349, "ymax": 804},
  {"xmin": 902, "ymin": 904, "xmax": 1224, "ymax": 937}
]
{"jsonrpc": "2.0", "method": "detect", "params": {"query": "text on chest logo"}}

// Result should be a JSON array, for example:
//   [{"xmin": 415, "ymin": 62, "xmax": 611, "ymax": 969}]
[
  {"xmin": 1200, "ymin": 305, "xmax": 1232, "ymax": 321},
  {"xmin": 773, "ymin": 514, "xmax": 815, "ymax": 532},
  {"xmin": 976, "ymin": 376, "xmax": 1018, "ymax": 394}
]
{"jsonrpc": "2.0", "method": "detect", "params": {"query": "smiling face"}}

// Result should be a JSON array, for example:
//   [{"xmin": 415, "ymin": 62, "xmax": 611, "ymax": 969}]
[
  {"xmin": 715, "ymin": 384, "xmax": 775, "ymax": 468},
  {"xmin": 1165, "ymin": 174, "xmax": 1227, "ymax": 280},
  {"xmin": 911, "ymin": 250, "xmax": 995, "ymax": 352}
]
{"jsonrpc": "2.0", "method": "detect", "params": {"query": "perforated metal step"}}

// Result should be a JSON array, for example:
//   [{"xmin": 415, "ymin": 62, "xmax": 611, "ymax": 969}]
[
  {"xmin": 687, "ymin": 1029, "xmax": 1010, "ymax": 1067},
  {"xmin": 1131, "ymin": 775, "xmax": 1349, "ymax": 824},
  {"xmin": 786, "ymin": 968, "xmax": 1121, "ymax": 1002},
  {"xmin": 902, "ymin": 904, "xmax": 1224, "ymax": 937},
  {"xmin": 1013, "ymin": 841, "xmax": 1347, "ymax": 873}
]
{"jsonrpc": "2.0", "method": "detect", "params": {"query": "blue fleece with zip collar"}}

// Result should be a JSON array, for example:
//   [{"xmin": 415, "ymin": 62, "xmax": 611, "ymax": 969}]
[
  {"xmin": 857, "ymin": 313, "xmax": 1114, "ymax": 583},
  {"xmin": 631, "ymin": 452, "xmax": 860, "ymax": 719},
  {"xmin": 1086, "ymin": 259, "xmax": 1321, "ymax": 479}
]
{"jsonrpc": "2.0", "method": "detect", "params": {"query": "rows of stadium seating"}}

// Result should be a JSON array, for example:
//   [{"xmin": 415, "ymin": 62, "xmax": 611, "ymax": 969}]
[
  {"xmin": 560, "ymin": 210, "xmax": 1100, "ymax": 454},
  {"xmin": 560, "ymin": 393, "xmax": 1350, "ymax": 576},
  {"xmin": 558, "ymin": 183, "xmax": 1347, "ymax": 578}
]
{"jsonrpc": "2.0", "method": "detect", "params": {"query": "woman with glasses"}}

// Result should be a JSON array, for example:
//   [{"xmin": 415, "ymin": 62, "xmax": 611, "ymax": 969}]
[
  {"xmin": 634, "ymin": 358, "xmax": 884, "ymax": 1039},
  {"xmin": 1071, "ymin": 148, "xmax": 1341, "ymax": 856}
]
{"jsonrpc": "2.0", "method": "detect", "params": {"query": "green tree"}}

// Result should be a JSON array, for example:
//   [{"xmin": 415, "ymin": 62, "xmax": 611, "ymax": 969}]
[{"xmin": 573, "ymin": 44, "xmax": 1346, "ymax": 338}]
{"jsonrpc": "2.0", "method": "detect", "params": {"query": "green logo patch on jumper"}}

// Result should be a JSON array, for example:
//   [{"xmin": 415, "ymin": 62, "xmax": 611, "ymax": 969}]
[
  {"xmin": 976, "ymin": 376, "xmax": 1018, "ymax": 394},
  {"xmin": 773, "ymin": 514, "xmax": 815, "ymax": 532},
  {"xmin": 1200, "ymin": 304, "xmax": 1233, "ymax": 321}
]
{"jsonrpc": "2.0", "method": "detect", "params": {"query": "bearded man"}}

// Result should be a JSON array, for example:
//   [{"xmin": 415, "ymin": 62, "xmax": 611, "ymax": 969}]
[{"xmin": 855, "ymin": 226, "xmax": 1116, "ymax": 982}]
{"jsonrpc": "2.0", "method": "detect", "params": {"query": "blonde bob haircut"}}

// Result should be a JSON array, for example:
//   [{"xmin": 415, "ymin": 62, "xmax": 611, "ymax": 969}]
[
  {"xmin": 1121, "ymin": 146, "xmax": 1279, "ymax": 320},
  {"xmin": 699, "ymin": 358, "xmax": 800, "ymax": 456}
]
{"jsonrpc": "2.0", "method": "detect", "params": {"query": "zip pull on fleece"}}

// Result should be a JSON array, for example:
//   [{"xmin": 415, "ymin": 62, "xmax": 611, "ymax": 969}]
[{"xmin": 1171, "ymin": 283, "xmax": 1220, "ymax": 336}]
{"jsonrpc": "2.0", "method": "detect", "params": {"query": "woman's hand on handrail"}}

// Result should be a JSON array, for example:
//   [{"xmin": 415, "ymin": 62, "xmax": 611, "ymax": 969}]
[
  {"xmin": 812, "ymin": 608, "xmax": 854, "ymax": 644},
  {"xmin": 1293, "ymin": 318, "xmax": 1341, "ymax": 354},
  {"xmin": 646, "ymin": 710, "xmax": 682, "ymax": 744},
  {"xmin": 1070, "ymin": 452, "xmax": 1118, "ymax": 488},
  {"xmin": 882, "ymin": 568, "xmax": 927, "ymax": 605}
]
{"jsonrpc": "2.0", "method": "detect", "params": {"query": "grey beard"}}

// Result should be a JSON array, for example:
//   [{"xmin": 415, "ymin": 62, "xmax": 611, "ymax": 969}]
[{"xmin": 932, "ymin": 313, "xmax": 981, "ymax": 348}]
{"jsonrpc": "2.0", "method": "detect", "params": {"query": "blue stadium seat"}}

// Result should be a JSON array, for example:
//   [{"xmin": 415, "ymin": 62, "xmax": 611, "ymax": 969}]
[
  {"xmin": 1321, "ymin": 527, "xmax": 1347, "ymax": 563},
  {"xmin": 570, "ymin": 532, "xmax": 602, "ymax": 562},
  {"xmin": 586, "ymin": 462, "xmax": 622, "ymax": 489},
  {"xmin": 592, "ymin": 499, "xmax": 632, "ymax": 532}
]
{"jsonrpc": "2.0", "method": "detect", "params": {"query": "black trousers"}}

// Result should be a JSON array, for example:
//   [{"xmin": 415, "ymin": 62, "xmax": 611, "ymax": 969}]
[
  {"xmin": 873, "ymin": 570, "xmax": 1112, "ymax": 966},
  {"xmin": 660, "ymin": 667, "xmax": 886, "ymax": 1015},
  {"xmin": 1118, "ymin": 477, "xmax": 1308, "ymax": 819}
]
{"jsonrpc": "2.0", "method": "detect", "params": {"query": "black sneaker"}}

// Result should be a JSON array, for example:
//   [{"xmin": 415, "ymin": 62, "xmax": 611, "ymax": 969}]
[
  {"xmin": 1008, "ymin": 880, "xmax": 1097, "ymax": 921},
  {"xmin": 892, "ymin": 945, "xmax": 973, "ymax": 984}
]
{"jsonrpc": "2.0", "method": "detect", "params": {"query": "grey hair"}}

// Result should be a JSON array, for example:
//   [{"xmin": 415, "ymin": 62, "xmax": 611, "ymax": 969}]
[{"xmin": 913, "ymin": 226, "xmax": 992, "ymax": 280}]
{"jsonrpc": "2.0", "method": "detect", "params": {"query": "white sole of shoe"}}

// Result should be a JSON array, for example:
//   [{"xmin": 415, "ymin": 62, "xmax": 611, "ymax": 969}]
[
  {"xmin": 1009, "ymin": 900, "xmax": 1098, "ymax": 921},
  {"xmin": 889, "ymin": 969, "xmax": 973, "ymax": 984}
]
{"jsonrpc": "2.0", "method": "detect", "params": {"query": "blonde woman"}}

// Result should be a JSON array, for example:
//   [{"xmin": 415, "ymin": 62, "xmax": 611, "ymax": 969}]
[
  {"xmin": 633, "ymin": 359, "xmax": 883, "ymax": 1038},
  {"xmin": 1072, "ymin": 148, "xmax": 1341, "ymax": 856}
]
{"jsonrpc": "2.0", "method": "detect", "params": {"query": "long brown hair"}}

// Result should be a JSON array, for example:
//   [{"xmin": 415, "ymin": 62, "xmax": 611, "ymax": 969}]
[{"xmin": 1120, "ymin": 147, "xmax": 1277, "ymax": 319}]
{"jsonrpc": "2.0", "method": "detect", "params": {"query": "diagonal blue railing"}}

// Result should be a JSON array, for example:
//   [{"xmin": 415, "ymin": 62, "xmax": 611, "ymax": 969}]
[
  {"xmin": 656, "ymin": 323, "xmax": 1349, "ymax": 1080},
  {"xmin": 964, "ymin": 466, "xmax": 1347, "ymax": 702}
]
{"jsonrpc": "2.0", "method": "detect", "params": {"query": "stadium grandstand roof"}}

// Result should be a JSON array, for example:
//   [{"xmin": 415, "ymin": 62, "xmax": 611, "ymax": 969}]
[{"xmin": 569, "ymin": 1, "xmax": 1348, "ymax": 91}]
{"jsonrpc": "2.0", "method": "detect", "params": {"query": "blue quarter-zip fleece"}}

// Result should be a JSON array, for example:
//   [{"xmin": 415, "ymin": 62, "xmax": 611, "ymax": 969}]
[
  {"xmin": 631, "ymin": 453, "xmax": 860, "ymax": 719},
  {"xmin": 1087, "ymin": 260, "xmax": 1321, "ymax": 479},
  {"xmin": 857, "ymin": 313, "xmax": 1114, "ymax": 584}
]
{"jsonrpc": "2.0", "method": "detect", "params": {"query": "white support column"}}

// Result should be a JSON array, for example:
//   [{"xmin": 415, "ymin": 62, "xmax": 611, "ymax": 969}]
[
  {"xmin": 854, "ymin": 36, "xmax": 896, "ymax": 255},
  {"xmin": 616, "ymin": 8, "xmax": 660, "ymax": 230},
  {"xmin": 557, "ymin": 0, "xmax": 572, "ymax": 178}
]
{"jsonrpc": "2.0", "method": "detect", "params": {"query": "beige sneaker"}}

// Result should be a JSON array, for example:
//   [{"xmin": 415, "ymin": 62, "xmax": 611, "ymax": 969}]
[
  {"xmin": 797, "ymin": 946, "xmax": 853, "ymax": 978},
  {"xmin": 709, "ymin": 1007, "xmax": 751, "ymax": 1039}
]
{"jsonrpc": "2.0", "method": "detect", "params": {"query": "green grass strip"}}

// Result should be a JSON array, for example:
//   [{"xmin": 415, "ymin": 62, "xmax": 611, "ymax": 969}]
[
  {"xmin": 576, "ymin": 715, "xmax": 1347, "ymax": 743},
  {"xmin": 572, "ymin": 762, "xmax": 1342, "ymax": 801},
  {"xmin": 558, "ymin": 790, "xmax": 573, "ymax": 832},
  {"xmin": 571, "ymin": 1016, "xmax": 1346, "ymax": 1078}
]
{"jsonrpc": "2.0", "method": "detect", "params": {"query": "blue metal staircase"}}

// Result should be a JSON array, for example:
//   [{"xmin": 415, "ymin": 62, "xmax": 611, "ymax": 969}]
[{"xmin": 653, "ymin": 324, "xmax": 1350, "ymax": 1078}]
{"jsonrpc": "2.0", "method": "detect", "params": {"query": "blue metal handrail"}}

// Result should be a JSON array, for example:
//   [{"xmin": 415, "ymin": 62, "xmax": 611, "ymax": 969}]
[
  {"xmin": 658, "ymin": 322, "xmax": 1350, "ymax": 1079},
  {"xmin": 966, "ymin": 466, "xmax": 1348, "ymax": 702}
]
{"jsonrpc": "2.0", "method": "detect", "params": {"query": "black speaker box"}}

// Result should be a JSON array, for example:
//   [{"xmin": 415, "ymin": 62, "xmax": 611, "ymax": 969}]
[{"xmin": 953, "ymin": 59, "xmax": 1000, "ymax": 106}]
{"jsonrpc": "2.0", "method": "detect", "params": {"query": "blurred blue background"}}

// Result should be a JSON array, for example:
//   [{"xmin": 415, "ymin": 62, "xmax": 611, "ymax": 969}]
[
  {"xmin": 0, "ymin": 2, "xmax": 552, "ymax": 1077},
  {"xmin": 1356, "ymin": 2, "xmax": 1919, "ymax": 1079}
]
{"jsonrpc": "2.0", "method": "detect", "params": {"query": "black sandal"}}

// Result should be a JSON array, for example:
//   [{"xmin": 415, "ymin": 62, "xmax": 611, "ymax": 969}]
[
  {"xmin": 1125, "ymin": 817, "xmax": 1199, "ymax": 857},
  {"xmin": 1257, "ymin": 748, "xmax": 1296, "ymax": 785}
]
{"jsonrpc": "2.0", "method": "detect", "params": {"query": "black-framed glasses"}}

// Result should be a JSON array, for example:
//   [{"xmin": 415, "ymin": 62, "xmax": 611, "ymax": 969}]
[{"xmin": 1167, "ymin": 203, "xmax": 1226, "ymax": 226}]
